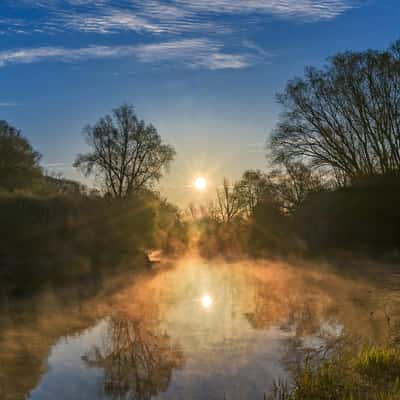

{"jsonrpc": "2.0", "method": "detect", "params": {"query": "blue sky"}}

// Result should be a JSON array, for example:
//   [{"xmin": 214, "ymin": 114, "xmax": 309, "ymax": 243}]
[{"xmin": 1, "ymin": 0, "xmax": 399, "ymax": 205}]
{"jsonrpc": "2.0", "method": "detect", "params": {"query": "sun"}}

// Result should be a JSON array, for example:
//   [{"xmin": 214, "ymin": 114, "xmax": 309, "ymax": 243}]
[
  {"xmin": 194, "ymin": 177, "xmax": 207, "ymax": 191},
  {"xmin": 201, "ymin": 294, "xmax": 213, "ymax": 309}
]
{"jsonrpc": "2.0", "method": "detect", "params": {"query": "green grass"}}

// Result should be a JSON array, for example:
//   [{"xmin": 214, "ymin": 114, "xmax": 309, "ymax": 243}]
[
  {"xmin": 356, "ymin": 347, "xmax": 400, "ymax": 383},
  {"xmin": 270, "ymin": 346, "xmax": 400, "ymax": 400}
]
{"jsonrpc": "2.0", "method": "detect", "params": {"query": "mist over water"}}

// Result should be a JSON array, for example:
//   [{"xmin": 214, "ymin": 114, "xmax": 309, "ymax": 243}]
[{"xmin": 1, "ymin": 256, "xmax": 398, "ymax": 400}]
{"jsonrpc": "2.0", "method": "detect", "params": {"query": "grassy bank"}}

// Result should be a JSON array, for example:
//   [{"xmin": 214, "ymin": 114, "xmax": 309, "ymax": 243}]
[{"xmin": 270, "ymin": 341, "xmax": 400, "ymax": 399}]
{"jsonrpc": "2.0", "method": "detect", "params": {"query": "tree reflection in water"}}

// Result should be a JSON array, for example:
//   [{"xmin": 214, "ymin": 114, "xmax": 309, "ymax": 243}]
[{"xmin": 83, "ymin": 317, "xmax": 184, "ymax": 400}]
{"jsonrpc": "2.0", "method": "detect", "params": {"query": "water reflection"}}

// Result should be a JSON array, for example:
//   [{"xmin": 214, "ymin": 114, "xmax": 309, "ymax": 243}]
[
  {"xmin": 1, "ymin": 257, "xmax": 399, "ymax": 399},
  {"xmin": 83, "ymin": 318, "xmax": 184, "ymax": 400}
]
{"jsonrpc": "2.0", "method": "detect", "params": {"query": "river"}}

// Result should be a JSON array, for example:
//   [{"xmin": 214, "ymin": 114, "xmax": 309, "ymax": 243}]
[{"xmin": 1, "ymin": 256, "xmax": 399, "ymax": 399}]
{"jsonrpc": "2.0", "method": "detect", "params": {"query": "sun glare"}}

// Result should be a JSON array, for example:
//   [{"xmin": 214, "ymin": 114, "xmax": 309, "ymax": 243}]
[
  {"xmin": 194, "ymin": 177, "xmax": 207, "ymax": 191},
  {"xmin": 201, "ymin": 294, "xmax": 213, "ymax": 309}
]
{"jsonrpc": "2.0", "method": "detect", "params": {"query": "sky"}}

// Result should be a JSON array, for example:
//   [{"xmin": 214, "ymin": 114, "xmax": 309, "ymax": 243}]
[{"xmin": 1, "ymin": 0, "xmax": 400, "ymax": 206}]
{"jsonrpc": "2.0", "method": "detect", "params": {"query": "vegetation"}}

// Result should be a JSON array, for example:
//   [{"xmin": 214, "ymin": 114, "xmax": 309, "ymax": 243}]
[
  {"xmin": 270, "ymin": 40, "xmax": 400, "ymax": 182},
  {"xmin": 83, "ymin": 317, "xmax": 184, "ymax": 399},
  {"xmin": 0, "ymin": 191, "xmax": 188, "ymax": 294},
  {"xmin": 195, "ymin": 40, "xmax": 400, "ymax": 260},
  {"xmin": 74, "ymin": 104, "xmax": 175, "ymax": 199},
  {"xmin": 293, "ymin": 175, "xmax": 400, "ymax": 253},
  {"xmin": 0, "ymin": 120, "xmax": 43, "ymax": 193},
  {"xmin": 0, "ymin": 106, "xmax": 186, "ymax": 295},
  {"xmin": 192, "ymin": 39, "xmax": 400, "ymax": 398},
  {"xmin": 2, "ymin": 38, "xmax": 400, "ymax": 399},
  {"xmin": 195, "ymin": 164, "xmax": 315, "ymax": 258},
  {"xmin": 270, "ymin": 345, "xmax": 400, "ymax": 400}
]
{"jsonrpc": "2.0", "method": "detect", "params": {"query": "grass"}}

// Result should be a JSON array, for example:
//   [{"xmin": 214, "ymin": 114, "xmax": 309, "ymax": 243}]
[
  {"xmin": 356, "ymin": 347, "xmax": 400, "ymax": 383},
  {"xmin": 269, "ymin": 345, "xmax": 400, "ymax": 400}
]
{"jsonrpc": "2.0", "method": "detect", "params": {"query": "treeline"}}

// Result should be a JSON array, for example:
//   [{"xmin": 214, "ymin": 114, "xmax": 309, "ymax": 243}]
[
  {"xmin": 0, "ymin": 105, "xmax": 188, "ymax": 295},
  {"xmin": 3, "ymin": 38, "xmax": 400, "ymax": 289},
  {"xmin": 196, "ymin": 40, "xmax": 400, "ymax": 259}
]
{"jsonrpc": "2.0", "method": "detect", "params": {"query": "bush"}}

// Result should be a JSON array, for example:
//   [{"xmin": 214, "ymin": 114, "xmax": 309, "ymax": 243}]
[
  {"xmin": 294, "ymin": 175, "xmax": 400, "ymax": 254},
  {"xmin": 0, "ymin": 192, "xmax": 188, "ymax": 295}
]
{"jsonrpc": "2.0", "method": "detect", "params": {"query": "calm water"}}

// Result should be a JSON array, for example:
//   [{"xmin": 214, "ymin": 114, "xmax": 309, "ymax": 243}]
[{"xmin": 1, "ymin": 257, "xmax": 399, "ymax": 400}]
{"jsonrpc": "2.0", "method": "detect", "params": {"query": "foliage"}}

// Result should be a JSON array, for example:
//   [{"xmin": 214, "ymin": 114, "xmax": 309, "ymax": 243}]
[
  {"xmin": 248, "ymin": 198, "xmax": 291, "ymax": 257},
  {"xmin": 0, "ymin": 120, "xmax": 43, "ymax": 192},
  {"xmin": 235, "ymin": 170, "xmax": 270, "ymax": 216},
  {"xmin": 153, "ymin": 198, "xmax": 189, "ymax": 255},
  {"xmin": 74, "ymin": 104, "xmax": 175, "ymax": 199},
  {"xmin": 44, "ymin": 174, "xmax": 95, "ymax": 196},
  {"xmin": 0, "ymin": 191, "xmax": 187, "ymax": 295},
  {"xmin": 293, "ymin": 174, "xmax": 400, "ymax": 253},
  {"xmin": 0, "ymin": 116, "xmax": 186, "ymax": 295}
]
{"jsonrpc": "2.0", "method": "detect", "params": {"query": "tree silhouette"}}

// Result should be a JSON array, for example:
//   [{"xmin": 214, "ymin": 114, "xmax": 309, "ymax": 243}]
[
  {"xmin": 0, "ymin": 121, "xmax": 42, "ymax": 192},
  {"xmin": 215, "ymin": 178, "xmax": 244, "ymax": 223},
  {"xmin": 268, "ymin": 161, "xmax": 325, "ymax": 213},
  {"xmin": 83, "ymin": 317, "xmax": 184, "ymax": 400},
  {"xmin": 235, "ymin": 170, "xmax": 269, "ymax": 216},
  {"xmin": 74, "ymin": 104, "xmax": 175, "ymax": 199},
  {"xmin": 270, "ymin": 40, "xmax": 400, "ymax": 181}
]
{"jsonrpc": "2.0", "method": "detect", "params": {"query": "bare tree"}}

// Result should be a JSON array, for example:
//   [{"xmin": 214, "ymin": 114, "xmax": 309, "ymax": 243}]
[
  {"xmin": 270, "ymin": 40, "xmax": 400, "ymax": 181},
  {"xmin": 74, "ymin": 104, "xmax": 175, "ymax": 199},
  {"xmin": 268, "ymin": 161, "xmax": 326, "ymax": 213},
  {"xmin": 215, "ymin": 178, "xmax": 244, "ymax": 223},
  {"xmin": 83, "ymin": 317, "xmax": 184, "ymax": 400}
]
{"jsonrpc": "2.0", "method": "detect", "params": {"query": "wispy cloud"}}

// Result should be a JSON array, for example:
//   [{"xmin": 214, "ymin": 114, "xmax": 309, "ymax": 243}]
[
  {"xmin": 51, "ymin": 1, "xmax": 231, "ymax": 35},
  {"xmin": 0, "ymin": 102, "xmax": 22, "ymax": 107},
  {"xmin": 174, "ymin": 0, "xmax": 357, "ymax": 20},
  {"xmin": 0, "ymin": 39, "xmax": 256, "ymax": 70},
  {"xmin": 59, "ymin": 9, "xmax": 165, "ymax": 34},
  {"xmin": 135, "ymin": 39, "xmax": 253, "ymax": 69},
  {"xmin": 2, "ymin": 0, "xmax": 360, "ymax": 71},
  {"xmin": 8, "ymin": 0, "xmax": 358, "ymax": 36},
  {"xmin": 0, "ymin": 45, "xmax": 137, "ymax": 67}
]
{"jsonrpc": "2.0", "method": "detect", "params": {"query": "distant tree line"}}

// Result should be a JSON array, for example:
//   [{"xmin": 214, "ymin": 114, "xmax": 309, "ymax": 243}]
[{"xmin": 197, "ymin": 40, "xmax": 400, "ymax": 258}]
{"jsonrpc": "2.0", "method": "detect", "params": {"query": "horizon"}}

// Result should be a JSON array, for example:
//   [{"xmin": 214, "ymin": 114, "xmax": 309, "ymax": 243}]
[{"xmin": 1, "ymin": 0, "xmax": 400, "ymax": 206}]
